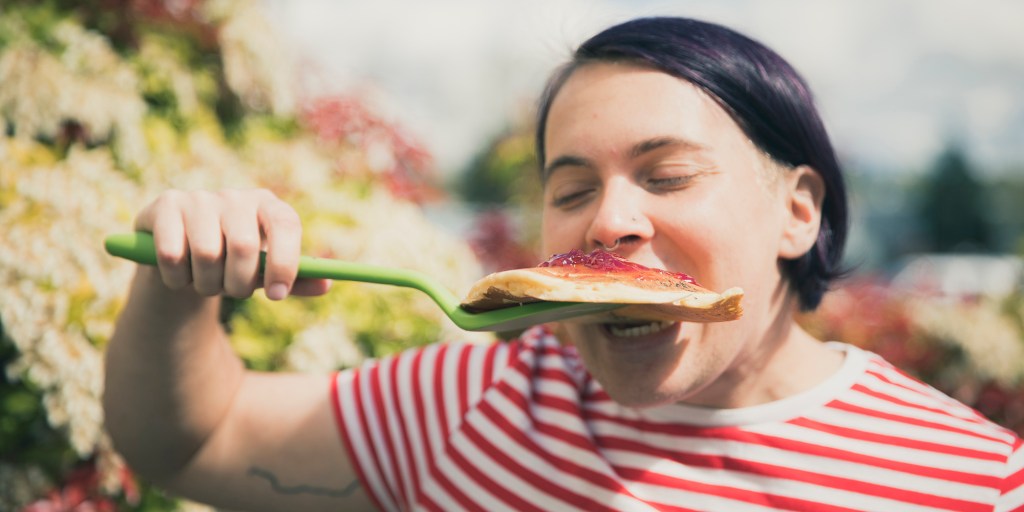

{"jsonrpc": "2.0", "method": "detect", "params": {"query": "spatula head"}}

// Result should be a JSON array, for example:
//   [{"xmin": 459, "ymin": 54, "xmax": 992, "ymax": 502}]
[{"xmin": 450, "ymin": 301, "xmax": 622, "ymax": 332}]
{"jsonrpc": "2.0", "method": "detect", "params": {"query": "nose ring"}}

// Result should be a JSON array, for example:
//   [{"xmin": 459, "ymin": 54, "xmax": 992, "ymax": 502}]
[{"xmin": 600, "ymin": 238, "xmax": 621, "ymax": 251}]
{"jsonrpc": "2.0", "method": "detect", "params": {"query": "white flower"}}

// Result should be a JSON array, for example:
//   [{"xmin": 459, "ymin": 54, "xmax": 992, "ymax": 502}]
[
  {"xmin": 285, "ymin": 320, "xmax": 365, "ymax": 372},
  {"xmin": 910, "ymin": 298, "xmax": 1024, "ymax": 384},
  {"xmin": 214, "ymin": 0, "xmax": 295, "ymax": 115},
  {"xmin": 0, "ymin": 22, "xmax": 148, "ymax": 165}
]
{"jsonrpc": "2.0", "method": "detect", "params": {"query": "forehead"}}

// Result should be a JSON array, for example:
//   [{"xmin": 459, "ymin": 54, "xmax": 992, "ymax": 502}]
[{"xmin": 543, "ymin": 62, "xmax": 744, "ymax": 163}]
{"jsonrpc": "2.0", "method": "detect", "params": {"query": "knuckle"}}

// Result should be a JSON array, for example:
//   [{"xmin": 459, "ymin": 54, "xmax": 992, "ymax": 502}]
[
  {"xmin": 217, "ymin": 188, "xmax": 247, "ymax": 204},
  {"xmin": 223, "ymin": 281, "xmax": 256, "ymax": 299},
  {"xmin": 268, "ymin": 208, "xmax": 301, "ymax": 231},
  {"xmin": 189, "ymin": 245, "xmax": 224, "ymax": 265},
  {"xmin": 154, "ymin": 246, "xmax": 187, "ymax": 267},
  {"xmin": 226, "ymin": 235, "xmax": 261, "ymax": 258}
]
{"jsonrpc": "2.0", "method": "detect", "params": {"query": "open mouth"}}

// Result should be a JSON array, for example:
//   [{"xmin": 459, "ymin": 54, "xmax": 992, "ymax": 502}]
[{"xmin": 602, "ymin": 319, "xmax": 676, "ymax": 338}]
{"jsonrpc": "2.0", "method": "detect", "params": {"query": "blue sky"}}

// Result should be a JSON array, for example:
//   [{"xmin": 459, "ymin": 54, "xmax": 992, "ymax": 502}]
[{"xmin": 264, "ymin": 0, "xmax": 1024, "ymax": 177}]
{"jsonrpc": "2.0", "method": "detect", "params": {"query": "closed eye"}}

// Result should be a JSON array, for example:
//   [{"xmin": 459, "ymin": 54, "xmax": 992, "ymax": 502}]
[
  {"xmin": 647, "ymin": 174, "xmax": 696, "ymax": 191},
  {"xmin": 551, "ymin": 188, "xmax": 596, "ymax": 209},
  {"xmin": 650, "ymin": 175, "xmax": 691, "ymax": 186}
]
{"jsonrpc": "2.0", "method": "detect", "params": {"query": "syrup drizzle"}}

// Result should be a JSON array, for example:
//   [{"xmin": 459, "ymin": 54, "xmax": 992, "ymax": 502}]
[{"xmin": 539, "ymin": 249, "xmax": 697, "ymax": 284}]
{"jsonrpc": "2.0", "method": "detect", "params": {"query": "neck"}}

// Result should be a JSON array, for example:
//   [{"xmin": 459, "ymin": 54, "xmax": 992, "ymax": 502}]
[{"xmin": 685, "ymin": 296, "xmax": 844, "ymax": 409}]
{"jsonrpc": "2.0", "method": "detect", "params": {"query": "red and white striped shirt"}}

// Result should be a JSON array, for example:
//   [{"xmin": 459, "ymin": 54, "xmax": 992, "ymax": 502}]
[{"xmin": 332, "ymin": 326, "xmax": 1024, "ymax": 511}]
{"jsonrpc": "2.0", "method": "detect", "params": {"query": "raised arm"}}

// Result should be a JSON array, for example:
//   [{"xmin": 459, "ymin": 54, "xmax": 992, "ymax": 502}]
[{"xmin": 102, "ymin": 189, "xmax": 375, "ymax": 511}]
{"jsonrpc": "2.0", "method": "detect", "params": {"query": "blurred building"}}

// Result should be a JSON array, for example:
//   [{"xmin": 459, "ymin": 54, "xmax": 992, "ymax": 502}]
[{"xmin": 891, "ymin": 253, "xmax": 1024, "ymax": 299}]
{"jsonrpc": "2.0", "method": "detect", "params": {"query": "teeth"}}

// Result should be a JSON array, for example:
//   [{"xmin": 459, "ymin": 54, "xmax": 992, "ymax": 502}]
[{"xmin": 607, "ymin": 320, "xmax": 674, "ymax": 337}]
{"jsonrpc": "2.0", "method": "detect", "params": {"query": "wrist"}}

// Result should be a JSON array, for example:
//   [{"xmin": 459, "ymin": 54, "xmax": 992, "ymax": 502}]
[{"xmin": 129, "ymin": 266, "xmax": 221, "ymax": 317}]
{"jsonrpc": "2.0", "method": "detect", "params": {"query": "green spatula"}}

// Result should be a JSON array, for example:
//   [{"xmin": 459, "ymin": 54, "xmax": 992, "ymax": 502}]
[{"xmin": 104, "ymin": 232, "xmax": 621, "ymax": 332}]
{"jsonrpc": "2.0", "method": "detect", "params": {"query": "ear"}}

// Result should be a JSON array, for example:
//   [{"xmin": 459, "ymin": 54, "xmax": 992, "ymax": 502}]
[{"xmin": 779, "ymin": 165, "xmax": 825, "ymax": 259}]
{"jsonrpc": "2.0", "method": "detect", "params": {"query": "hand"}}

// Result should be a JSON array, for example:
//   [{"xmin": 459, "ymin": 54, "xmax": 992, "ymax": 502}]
[{"xmin": 133, "ymin": 189, "xmax": 330, "ymax": 300}]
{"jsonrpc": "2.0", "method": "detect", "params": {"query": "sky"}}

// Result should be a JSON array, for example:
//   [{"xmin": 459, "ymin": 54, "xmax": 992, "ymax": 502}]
[{"xmin": 262, "ymin": 0, "xmax": 1024, "ymax": 177}]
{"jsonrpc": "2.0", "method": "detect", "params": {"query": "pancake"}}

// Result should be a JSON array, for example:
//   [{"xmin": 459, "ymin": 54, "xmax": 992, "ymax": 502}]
[{"xmin": 461, "ymin": 249, "xmax": 743, "ymax": 323}]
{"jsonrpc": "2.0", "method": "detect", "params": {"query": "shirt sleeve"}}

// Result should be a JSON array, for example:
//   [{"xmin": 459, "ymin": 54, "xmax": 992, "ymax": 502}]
[
  {"xmin": 998, "ymin": 437, "xmax": 1024, "ymax": 512},
  {"xmin": 331, "ymin": 341, "xmax": 514, "ymax": 512}
]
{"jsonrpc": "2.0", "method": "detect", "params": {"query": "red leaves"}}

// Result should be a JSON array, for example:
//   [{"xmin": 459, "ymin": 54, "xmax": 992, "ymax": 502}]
[
  {"xmin": 23, "ymin": 460, "xmax": 139, "ymax": 512},
  {"xmin": 467, "ymin": 210, "xmax": 538, "ymax": 274},
  {"xmin": 301, "ymin": 96, "xmax": 440, "ymax": 204}
]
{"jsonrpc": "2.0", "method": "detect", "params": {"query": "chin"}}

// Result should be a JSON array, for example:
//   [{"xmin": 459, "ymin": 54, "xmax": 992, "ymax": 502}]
[
  {"xmin": 604, "ymin": 387, "xmax": 676, "ymax": 408},
  {"xmin": 593, "ymin": 370, "xmax": 702, "ymax": 408},
  {"xmin": 561, "ymin": 321, "xmax": 706, "ymax": 407}
]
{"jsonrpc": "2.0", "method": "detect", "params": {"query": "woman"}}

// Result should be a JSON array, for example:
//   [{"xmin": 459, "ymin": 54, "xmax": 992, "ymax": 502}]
[{"xmin": 104, "ymin": 17, "xmax": 1024, "ymax": 511}]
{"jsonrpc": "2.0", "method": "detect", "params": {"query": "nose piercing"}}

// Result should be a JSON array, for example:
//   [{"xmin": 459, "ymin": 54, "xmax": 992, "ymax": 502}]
[{"xmin": 600, "ymin": 238, "xmax": 621, "ymax": 251}]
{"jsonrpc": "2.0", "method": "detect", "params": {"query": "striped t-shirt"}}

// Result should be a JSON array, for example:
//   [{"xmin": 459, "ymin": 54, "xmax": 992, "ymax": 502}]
[{"xmin": 332, "ymin": 326, "xmax": 1024, "ymax": 511}]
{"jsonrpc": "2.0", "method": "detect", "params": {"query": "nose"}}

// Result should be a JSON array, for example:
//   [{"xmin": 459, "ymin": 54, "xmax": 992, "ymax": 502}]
[{"xmin": 585, "ymin": 179, "xmax": 653, "ymax": 252}]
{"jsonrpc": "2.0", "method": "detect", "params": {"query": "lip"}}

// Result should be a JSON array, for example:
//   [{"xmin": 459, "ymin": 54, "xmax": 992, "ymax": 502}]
[{"xmin": 598, "ymin": 320, "xmax": 682, "ymax": 352}]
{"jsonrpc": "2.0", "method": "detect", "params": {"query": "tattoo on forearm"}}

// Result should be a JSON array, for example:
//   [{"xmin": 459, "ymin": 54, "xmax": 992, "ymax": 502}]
[{"xmin": 248, "ymin": 466, "xmax": 360, "ymax": 498}]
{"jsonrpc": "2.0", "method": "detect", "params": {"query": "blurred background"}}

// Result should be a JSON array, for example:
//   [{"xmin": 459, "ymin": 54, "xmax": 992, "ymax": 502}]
[{"xmin": 1, "ymin": 0, "xmax": 1022, "ymax": 509}]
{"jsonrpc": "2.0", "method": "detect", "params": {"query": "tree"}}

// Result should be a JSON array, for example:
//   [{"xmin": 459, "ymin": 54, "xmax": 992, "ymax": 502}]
[{"xmin": 918, "ymin": 145, "xmax": 994, "ymax": 252}]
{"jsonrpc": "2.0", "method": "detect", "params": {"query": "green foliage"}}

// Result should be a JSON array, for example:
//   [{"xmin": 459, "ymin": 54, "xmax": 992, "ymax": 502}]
[
  {"xmin": 457, "ymin": 129, "xmax": 540, "ymax": 207},
  {"xmin": 0, "ymin": 324, "xmax": 70, "ymax": 497},
  {"xmin": 227, "ymin": 281, "xmax": 445, "ymax": 372},
  {"xmin": 0, "ymin": 2, "xmax": 67, "ymax": 52}
]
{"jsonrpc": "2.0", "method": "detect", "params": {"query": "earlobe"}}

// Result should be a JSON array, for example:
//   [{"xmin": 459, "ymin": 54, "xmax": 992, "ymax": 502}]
[{"xmin": 779, "ymin": 165, "xmax": 825, "ymax": 259}]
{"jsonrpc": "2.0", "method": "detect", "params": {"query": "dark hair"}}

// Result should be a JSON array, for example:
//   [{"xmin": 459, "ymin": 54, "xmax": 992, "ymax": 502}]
[{"xmin": 535, "ymin": 17, "xmax": 848, "ymax": 311}]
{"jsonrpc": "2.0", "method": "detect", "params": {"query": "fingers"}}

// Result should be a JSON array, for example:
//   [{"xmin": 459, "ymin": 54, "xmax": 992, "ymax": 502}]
[
  {"xmin": 133, "ymin": 189, "xmax": 324, "ymax": 300},
  {"xmin": 290, "ymin": 278, "xmax": 332, "ymax": 297},
  {"xmin": 256, "ymin": 191, "xmax": 302, "ymax": 300},
  {"xmin": 136, "ymin": 191, "xmax": 192, "ymax": 290},
  {"xmin": 184, "ymin": 191, "xmax": 226, "ymax": 296},
  {"xmin": 221, "ymin": 193, "xmax": 263, "ymax": 299}
]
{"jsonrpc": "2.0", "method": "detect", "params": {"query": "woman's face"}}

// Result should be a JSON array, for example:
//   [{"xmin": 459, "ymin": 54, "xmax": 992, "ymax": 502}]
[{"xmin": 541, "ymin": 62, "xmax": 813, "ymax": 407}]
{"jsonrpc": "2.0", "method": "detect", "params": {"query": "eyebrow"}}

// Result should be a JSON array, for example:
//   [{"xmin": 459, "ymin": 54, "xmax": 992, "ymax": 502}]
[
  {"xmin": 543, "ymin": 136, "xmax": 705, "ymax": 180},
  {"xmin": 629, "ymin": 136, "xmax": 703, "ymax": 158},
  {"xmin": 542, "ymin": 155, "xmax": 592, "ymax": 180}
]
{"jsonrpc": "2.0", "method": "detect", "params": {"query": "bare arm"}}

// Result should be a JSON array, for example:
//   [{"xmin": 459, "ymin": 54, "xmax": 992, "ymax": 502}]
[{"xmin": 102, "ymin": 189, "xmax": 375, "ymax": 510}]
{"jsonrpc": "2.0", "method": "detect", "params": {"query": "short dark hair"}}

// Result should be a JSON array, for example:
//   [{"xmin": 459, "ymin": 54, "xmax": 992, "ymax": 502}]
[{"xmin": 535, "ymin": 17, "xmax": 848, "ymax": 311}]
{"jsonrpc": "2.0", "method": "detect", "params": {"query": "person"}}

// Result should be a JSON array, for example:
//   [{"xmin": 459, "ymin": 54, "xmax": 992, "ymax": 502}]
[{"xmin": 103, "ymin": 17, "xmax": 1024, "ymax": 511}]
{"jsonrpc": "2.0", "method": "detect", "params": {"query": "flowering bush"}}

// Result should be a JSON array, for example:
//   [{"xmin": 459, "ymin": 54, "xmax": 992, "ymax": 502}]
[{"xmin": 0, "ymin": 1, "xmax": 488, "ymax": 509}]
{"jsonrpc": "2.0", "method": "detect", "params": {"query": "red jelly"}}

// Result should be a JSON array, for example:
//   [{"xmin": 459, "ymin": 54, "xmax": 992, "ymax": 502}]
[{"xmin": 539, "ymin": 249, "xmax": 697, "ymax": 284}]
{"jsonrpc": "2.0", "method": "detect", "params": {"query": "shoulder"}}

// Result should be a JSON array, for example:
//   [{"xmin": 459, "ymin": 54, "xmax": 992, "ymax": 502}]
[
  {"xmin": 839, "ymin": 344, "xmax": 1020, "ymax": 454},
  {"xmin": 390, "ymin": 326, "xmax": 564, "ymax": 373},
  {"xmin": 332, "ymin": 326, "xmax": 576, "ymax": 410}
]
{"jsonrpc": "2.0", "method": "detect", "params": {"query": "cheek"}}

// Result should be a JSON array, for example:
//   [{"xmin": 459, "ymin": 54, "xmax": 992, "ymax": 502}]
[
  {"xmin": 539, "ymin": 212, "xmax": 558, "ymax": 256},
  {"xmin": 654, "ymin": 195, "xmax": 727, "ymax": 261},
  {"xmin": 657, "ymin": 190, "xmax": 780, "ymax": 288},
  {"xmin": 540, "ymin": 208, "xmax": 586, "ymax": 255}
]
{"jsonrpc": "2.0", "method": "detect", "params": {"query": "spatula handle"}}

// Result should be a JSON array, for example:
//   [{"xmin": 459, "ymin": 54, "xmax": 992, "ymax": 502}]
[{"xmin": 103, "ymin": 232, "xmax": 463, "ymax": 311}]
